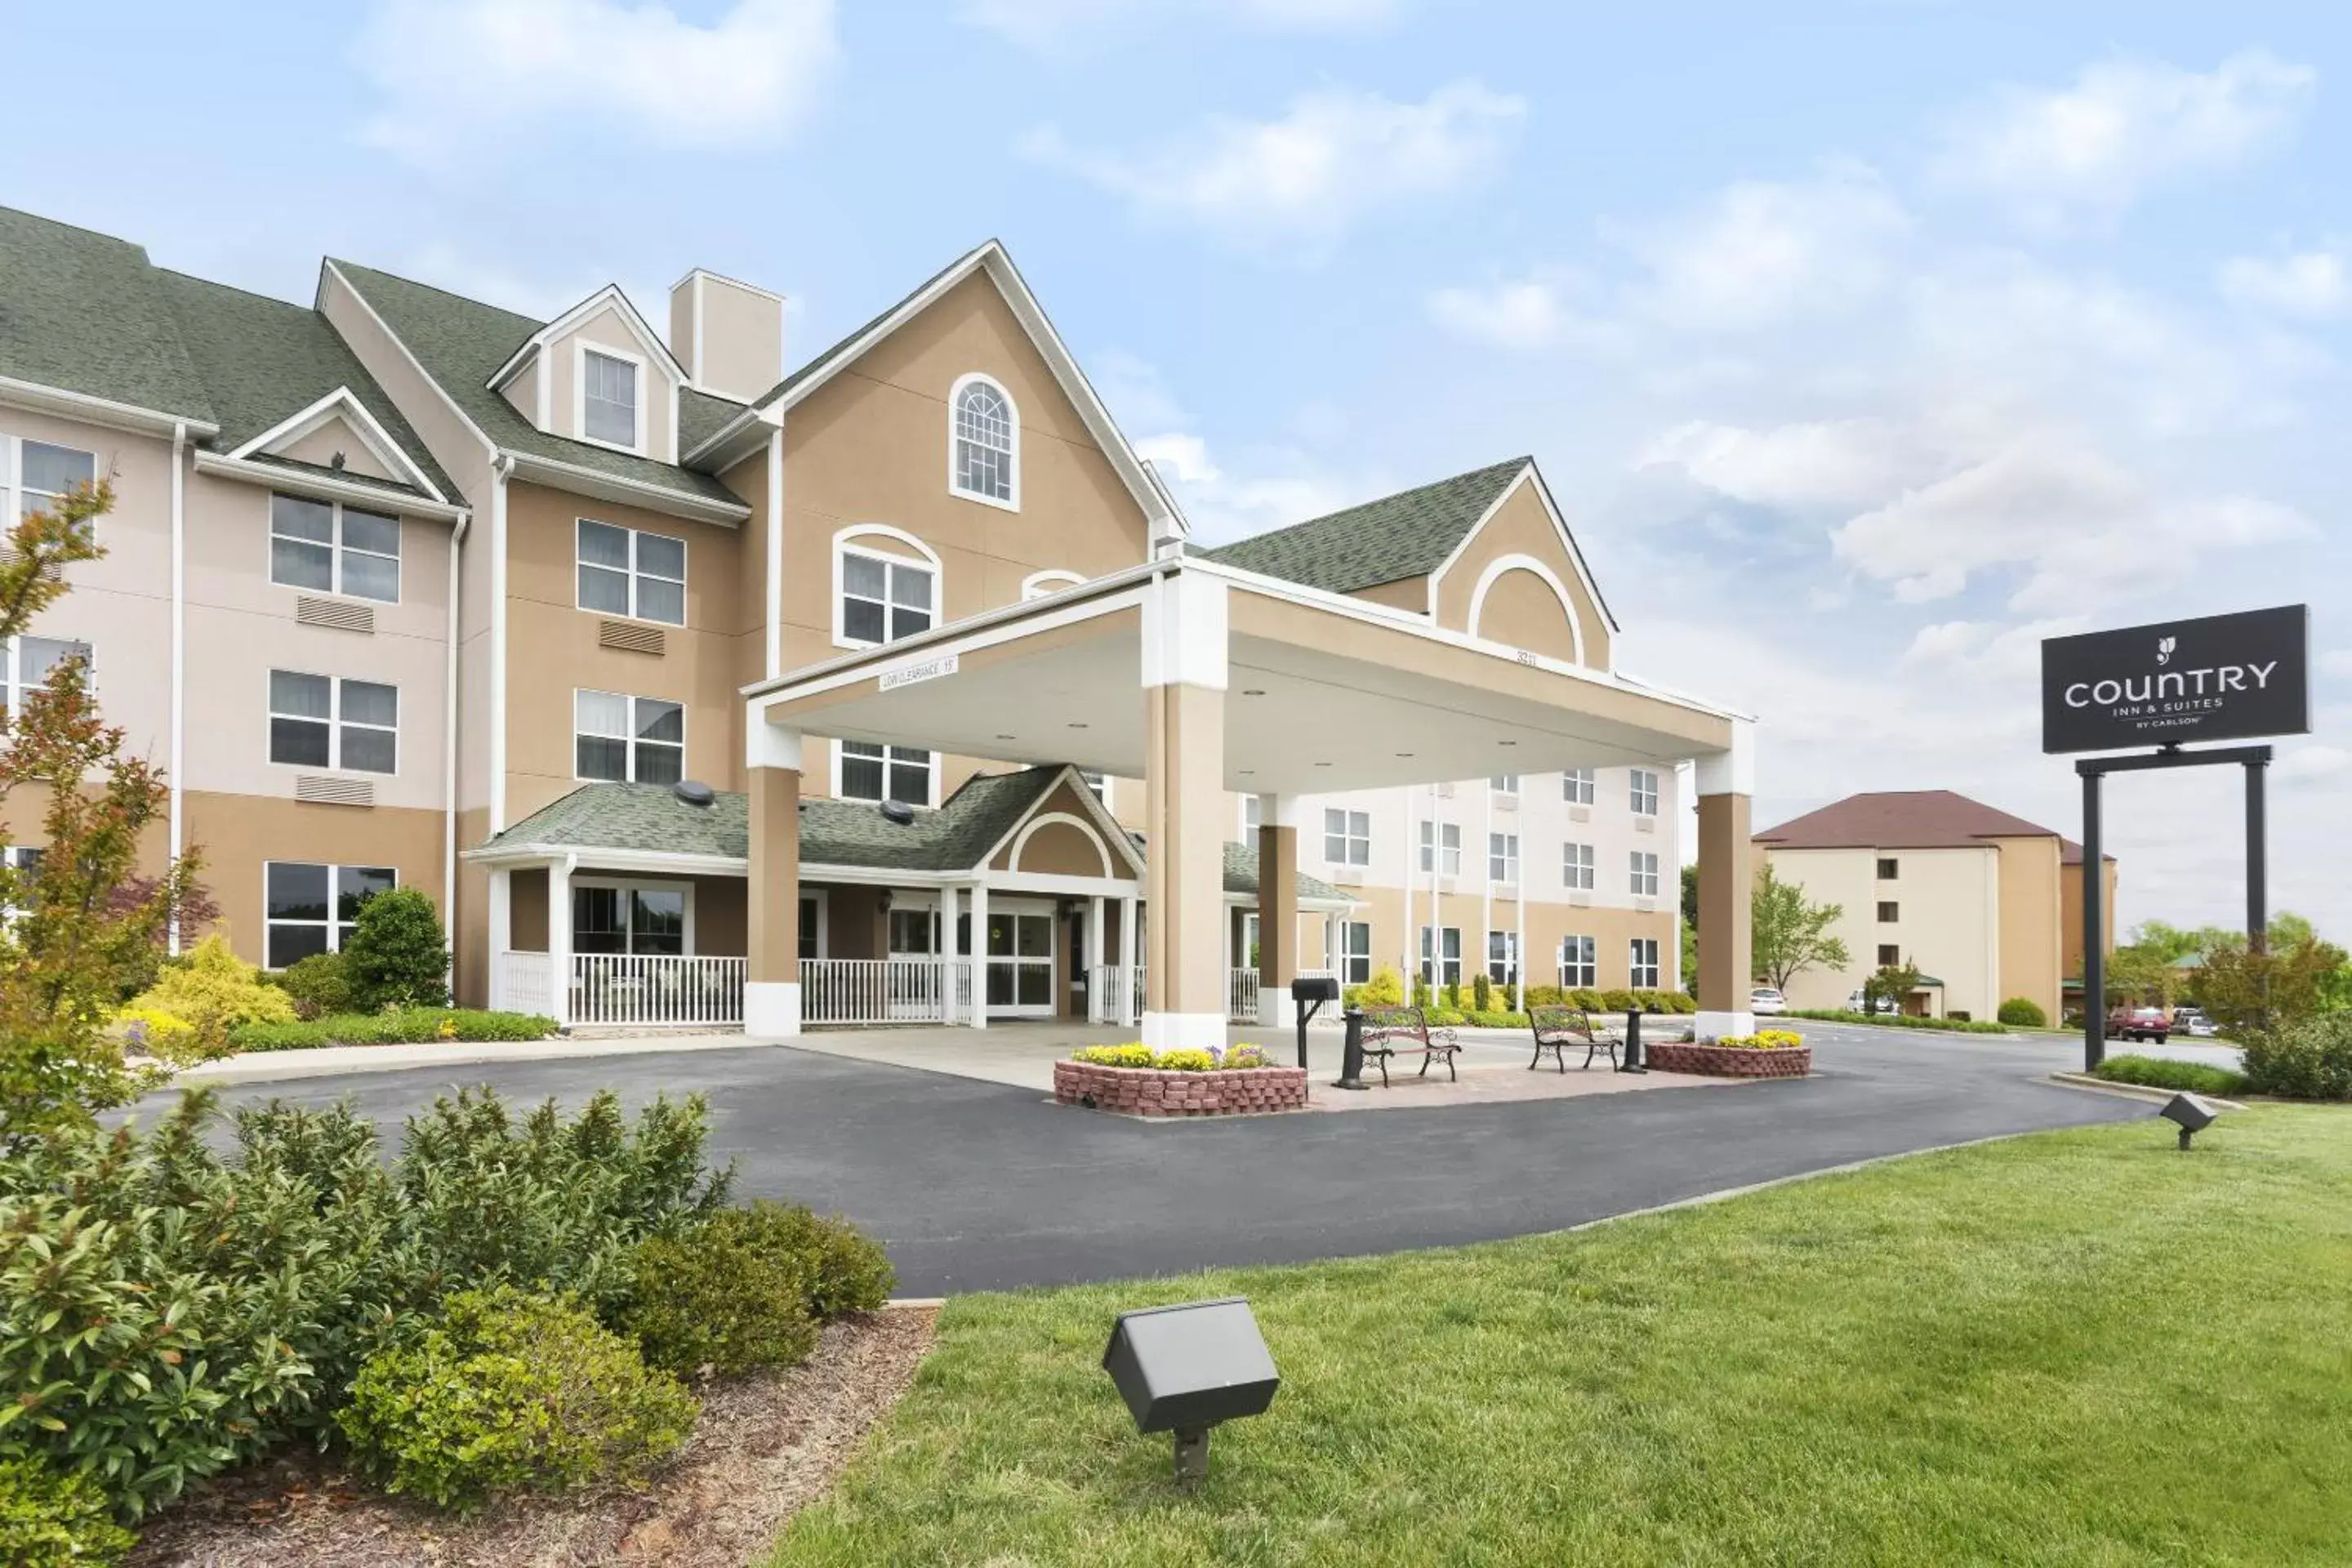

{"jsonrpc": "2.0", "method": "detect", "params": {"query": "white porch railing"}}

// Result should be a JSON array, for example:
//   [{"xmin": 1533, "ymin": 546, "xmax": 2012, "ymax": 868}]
[
  {"xmin": 1227, "ymin": 968, "xmax": 1260, "ymax": 1023},
  {"xmin": 1091, "ymin": 965, "xmax": 1146, "ymax": 1027},
  {"xmin": 800, "ymin": 958, "xmax": 974, "ymax": 1027},
  {"xmin": 571, "ymin": 954, "xmax": 745, "ymax": 1028},
  {"xmin": 492, "ymin": 950, "xmax": 555, "ymax": 1017}
]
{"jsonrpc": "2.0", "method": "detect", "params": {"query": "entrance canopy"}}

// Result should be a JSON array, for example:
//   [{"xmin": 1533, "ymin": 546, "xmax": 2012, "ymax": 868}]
[{"xmin": 744, "ymin": 556, "xmax": 1740, "ymax": 794}]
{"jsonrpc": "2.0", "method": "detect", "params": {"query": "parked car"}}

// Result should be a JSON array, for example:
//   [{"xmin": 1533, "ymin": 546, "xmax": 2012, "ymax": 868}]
[
  {"xmin": 2106, "ymin": 1003, "xmax": 2171, "ymax": 1044},
  {"xmin": 1750, "ymin": 986, "xmax": 1787, "ymax": 1016},
  {"xmin": 2172, "ymin": 1007, "xmax": 2219, "ymax": 1038},
  {"xmin": 1844, "ymin": 989, "xmax": 1896, "ymax": 1015}
]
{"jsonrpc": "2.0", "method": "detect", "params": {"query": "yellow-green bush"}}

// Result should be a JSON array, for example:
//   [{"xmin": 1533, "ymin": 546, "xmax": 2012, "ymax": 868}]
[
  {"xmin": 1071, "ymin": 1043, "xmax": 1154, "ymax": 1067},
  {"xmin": 1152, "ymin": 1049, "xmax": 1218, "ymax": 1072},
  {"xmin": 1713, "ymin": 1029, "xmax": 1805, "ymax": 1050},
  {"xmin": 1070, "ymin": 1043, "xmax": 1274, "ymax": 1072},
  {"xmin": 0, "ymin": 1457, "xmax": 134, "ymax": 1568},
  {"xmin": 106, "ymin": 1006, "xmax": 196, "ymax": 1060},
  {"xmin": 131, "ymin": 934, "xmax": 294, "ymax": 1034},
  {"xmin": 1358, "ymin": 964, "xmax": 1405, "ymax": 1007}
]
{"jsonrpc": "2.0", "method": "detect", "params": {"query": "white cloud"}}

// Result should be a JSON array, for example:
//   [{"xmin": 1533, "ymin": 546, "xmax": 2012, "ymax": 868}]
[
  {"xmin": 1021, "ymin": 81, "xmax": 1524, "ymax": 256},
  {"xmin": 1134, "ymin": 432, "xmax": 1220, "ymax": 483},
  {"xmin": 1425, "ymin": 272, "xmax": 1608, "ymax": 353},
  {"xmin": 1090, "ymin": 348, "xmax": 1191, "ymax": 433},
  {"xmin": 1829, "ymin": 437, "xmax": 2313, "ymax": 613},
  {"xmin": 2218, "ymin": 246, "xmax": 2350, "ymax": 319},
  {"xmin": 1637, "ymin": 416, "xmax": 1937, "ymax": 513},
  {"xmin": 2321, "ymin": 648, "xmax": 2352, "ymax": 679},
  {"xmin": 1935, "ymin": 52, "xmax": 2315, "ymax": 219},
  {"xmin": 356, "ymin": 0, "xmax": 840, "ymax": 163},
  {"xmin": 964, "ymin": 0, "xmax": 1402, "ymax": 50},
  {"xmin": 1134, "ymin": 431, "xmax": 1362, "ymax": 543},
  {"xmin": 2276, "ymin": 745, "xmax": 2352, "ymax": 783},
  {"xmin": 1900, "ymin": 617, "xmax": 2084, "ymax": 679}
]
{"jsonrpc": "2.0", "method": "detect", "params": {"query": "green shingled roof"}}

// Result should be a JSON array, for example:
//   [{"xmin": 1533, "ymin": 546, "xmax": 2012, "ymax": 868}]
[
  {"xmin": 1220, "ymin": 841, "xmax": 1346, "ymax": 902},
  {"xmin": 328, "ymin": 261, "xmax": 746, "ymax": 509},
  {"xmin": 0, "ymin": 207, "xmax": 215, "ymax": 425},
  {"xmin": 1199, "ymin": 457, "xmax": 1529, "ymax": 595}
]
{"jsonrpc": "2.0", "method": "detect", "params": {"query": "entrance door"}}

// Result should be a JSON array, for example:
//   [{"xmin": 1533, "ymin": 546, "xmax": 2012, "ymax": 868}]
[
  {"xmin": 983, "ymin": 906, "xmax": 1055, "ymax": 1017},
  {"xmin": 885, "ymin": 906, "xmax": 942, "ymax": 1019}
]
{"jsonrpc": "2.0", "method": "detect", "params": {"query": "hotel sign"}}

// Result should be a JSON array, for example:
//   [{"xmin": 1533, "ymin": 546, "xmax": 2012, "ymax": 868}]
[{"xmin": 2042, "ymin": 605, "xmax": 2309, "ymax": 755}]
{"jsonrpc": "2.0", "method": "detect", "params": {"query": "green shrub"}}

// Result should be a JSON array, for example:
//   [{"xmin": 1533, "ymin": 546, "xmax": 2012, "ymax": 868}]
[
  {"xmin": 341, "ymin": 887, "xmax": 450, "ymax": 1011},
  {"xmin": 0, "ymin": 1457, "xmax": 135, "ymax": 1568},
  {"xmin": 2240, "ymin": 1014, "xmax": 2352, "ymax": 1101},
  {"xmin": 277, "ymin": 951, "xmax": 354, "ymax": 1020},
  {"xmin": 340, "ymin": 1286, "xmax": 697, "ymax": 1512},
  {"xmin": 1997, "ymin": 996, "xmax": 2049, "ymax": 1028},
  {"xmin": 766, "ymin": 1205, "xmax": 896, "ymax": 1318},
  {"xmin": 228, "ymin": 1007, "xmax": 558, "ymax": 1051},
  {"xmin": 130, "ymin": 933, "xmax": 294, "ymax": 1034},
  {"xmin": 1784, "ymin": 1008, "xmax": 2007, "ymax": 1034},
  {"xmin": 625, "ymin": 1200, "xmax": 892, "ymax": 1376},
  {"xmin": 1566, "ymin": 987, "xmax": 1604, "ymax": 1011},
  {"xmin": 1600, "ymin": 988, "xmax": 1637, "ymax": 1012},
  {"xmin": 1472, "ymin": 973, "xmax": 1492, "ymax": 1012},
  {"xmin": 2091, "ymin": 1054, "xmax": 2250, "ymax": 1096}
]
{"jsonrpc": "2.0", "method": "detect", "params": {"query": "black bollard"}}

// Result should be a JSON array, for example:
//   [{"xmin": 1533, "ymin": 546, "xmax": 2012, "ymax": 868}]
[
  {"xmin": 1334, "ymin": 1008, "xmax": 1369, "ymax": 1090},
  {"xmin": 1620, "ymin": 1007, "xmax": 1646, "ymax": 1073}
]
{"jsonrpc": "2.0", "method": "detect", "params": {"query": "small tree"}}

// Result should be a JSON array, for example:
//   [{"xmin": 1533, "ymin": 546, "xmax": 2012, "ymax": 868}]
[
  {"xmin": 1864, "ymin": 958, "xmax": 1924, "ymax": 1016},
  {"xmin": 2194, "ymin": 928, "xmax": 2351, "ymax": 1040},
  {"xmin": 1751, "ymin": 864, "xmax": 1850, "ymax": 991},
  {"xmin": 343, "ymin": 886, "xmax": 451, "ymax": 1010}
]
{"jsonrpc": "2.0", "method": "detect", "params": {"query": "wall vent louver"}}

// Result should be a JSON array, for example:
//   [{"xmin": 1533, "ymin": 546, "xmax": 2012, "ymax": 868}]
[
  {"xmin": 296, "ymin": 596, "xmax": 375, "ymax": 634},
  {"xmin": 296, "ymin": 775, "xmax": 374, "ymax": 808},
  {"xmin": 599, "ymin": 619, "xmax": 665, "ymax": 656}
]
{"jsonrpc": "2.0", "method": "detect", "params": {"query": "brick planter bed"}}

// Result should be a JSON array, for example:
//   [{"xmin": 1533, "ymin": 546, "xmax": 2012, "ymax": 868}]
[
  {"xmin": 1054, "ymin": 1060, "xmax": 1310, "ymax": 1116},
  {"xmin": 1646, "ymin": 1042, "xmax": 1813, "ymax": 1079}
]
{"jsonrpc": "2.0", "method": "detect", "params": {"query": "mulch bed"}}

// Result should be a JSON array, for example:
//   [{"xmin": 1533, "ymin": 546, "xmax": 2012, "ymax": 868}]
[{"xmin": 129, "ymin": 1305, "xmax": 936, "ymax": 1568}]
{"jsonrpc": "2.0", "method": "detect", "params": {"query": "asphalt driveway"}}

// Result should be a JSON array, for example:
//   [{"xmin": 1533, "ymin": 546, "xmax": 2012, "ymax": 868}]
[{"xmin": 150, "ymin": 1022, "xmax": 2147, "ymax": 1296}]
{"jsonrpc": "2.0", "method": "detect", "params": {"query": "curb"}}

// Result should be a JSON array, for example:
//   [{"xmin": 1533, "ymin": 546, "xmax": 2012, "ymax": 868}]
[{"xmin": 2047, "ymin": 1072, "xmax": 2247, "ymax": 1110}]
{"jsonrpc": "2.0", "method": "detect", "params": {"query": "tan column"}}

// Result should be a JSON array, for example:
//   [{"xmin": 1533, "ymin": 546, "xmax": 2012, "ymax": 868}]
[
  {"xmin": 746, "ymin": 722, "xmax": 803, "ymax": 1037},
  {"xmin": 1255, "ymin": 797, "xmax": 1298, "ymax": 1028},
  {"xmin": 1140, "ymin": 567, "xmax": 1229, "ymax": 1052},
  {"xmin": 1694, "ymin": 719, "xmax": 1757, "ymax": 1037}
]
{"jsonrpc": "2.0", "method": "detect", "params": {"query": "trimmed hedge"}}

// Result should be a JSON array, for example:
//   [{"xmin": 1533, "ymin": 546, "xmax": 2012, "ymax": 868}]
[
  {"xmin": 1785, "ymin": 1009, "xmax": 2008, "ymax": 1034},
  {"xmin": 1996, "ymin": 996, "xmax": 2049, "ymax": 1028},
  {"xmin": 228, "ymin": 1007, "xmax": 559, "ymax": 1051},
  {"xmin": 0, "ymin": 1457, "xmax": 136, "ymax": 1568},
  {"xmin": 2091, "ymin": 1054, "xmax": 2250, "ymax": 1097},
  {"xmin": 2240, "ymin": 1014, "xmax": 2352, "ymax": 1101}
]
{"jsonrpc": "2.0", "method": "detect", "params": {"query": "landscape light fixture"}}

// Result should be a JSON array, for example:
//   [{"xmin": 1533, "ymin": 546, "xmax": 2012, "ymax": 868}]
[
  {"xmin": 2159, "ymin": 1091, "xmax": 2219, "ymax": 1151},
  {"xmin": 1101, "ymin": 1297, "xmax": 1281, "ymax": 1486}
]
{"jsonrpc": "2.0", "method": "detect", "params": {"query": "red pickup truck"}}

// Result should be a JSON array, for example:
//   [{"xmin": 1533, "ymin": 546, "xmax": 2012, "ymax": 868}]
[{"xmin": 2105, "ymin": 1004, "xmax": 2171, "ymax": 1044}]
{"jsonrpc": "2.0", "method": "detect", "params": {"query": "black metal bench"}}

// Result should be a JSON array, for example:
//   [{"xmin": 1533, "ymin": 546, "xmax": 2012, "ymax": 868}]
[
  {"xmin": 1357, "ymin": 1004, "xmax": 1461, "ymax": 1086},
  {"xmin": 1528, "ymin": 1004, "xmax": 1615, "ymax": 1071}
]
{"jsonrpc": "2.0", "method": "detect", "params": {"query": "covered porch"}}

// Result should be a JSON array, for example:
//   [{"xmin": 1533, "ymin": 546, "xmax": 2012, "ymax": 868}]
[{"xmin": 742, "ymin": 554, "xmax": 1757, "ymax": 1049}]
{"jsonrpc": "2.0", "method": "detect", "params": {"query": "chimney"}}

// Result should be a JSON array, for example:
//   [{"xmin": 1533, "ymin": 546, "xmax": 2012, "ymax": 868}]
[{"xmin": 670, "ymin": 269, "xmax": 785, "ymax": 404}]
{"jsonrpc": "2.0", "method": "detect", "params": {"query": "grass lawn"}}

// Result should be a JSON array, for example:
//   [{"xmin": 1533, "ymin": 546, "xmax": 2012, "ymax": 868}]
[{"xmin": 768, "ymin": 1106, "xmax": 2352, "ymax": 1566}]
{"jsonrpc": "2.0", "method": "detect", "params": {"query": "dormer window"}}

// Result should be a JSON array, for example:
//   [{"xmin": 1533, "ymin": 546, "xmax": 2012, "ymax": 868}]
[
  {"xmin": 581, "ymin": 347, "xmax": 641, "ymax": 450},
  {"xmin": 950, "ymin": 373, "xmax": 1017, "ymax": 507}
]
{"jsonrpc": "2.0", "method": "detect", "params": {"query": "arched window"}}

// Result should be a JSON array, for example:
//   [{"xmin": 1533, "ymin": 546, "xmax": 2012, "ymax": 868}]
[{"xmin": 950, "ymin": 374, "xmax": 1018, "ymax": 507}]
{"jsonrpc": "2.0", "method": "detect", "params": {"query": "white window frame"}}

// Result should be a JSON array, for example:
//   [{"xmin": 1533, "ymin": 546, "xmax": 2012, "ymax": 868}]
[
  {"xmin": 1488, "ymin": 832, "xmax": 1519, "ymax": 884},
  {"xmin": 1241, "ymin": 795, "xmax": 1263, "ymax": 840},
  {"xmin": 832, "ymin": 528, "xmax": 942, "ymax": 651},
  {"xmin": 1629, "ymin": 937, "xmax": 1660, "ymax": 990},
  {"xmin": 1563, "ymin": 840, "xmax": 1595, "ymax": 891},
  {"xmin": 1340, "ymin": 920, "xmax": 1372, "ymax": 985},
  {"xmin": 2, "ymin": 433, "xmax": 97, "ymax": 533},
  {"xmin": 1418, "ymin": 819, "xmax": 1462, "ymax": 875},
  {"xmin": 576, "ymin": 519, "xmax": 687, "ymax": 627},
  {"xmin": 1486, "ymin": 929, "xmax": 1519, "ymax": 986},
  {"xmin": 1560, "ymin": 933, "xmax": 1597, "ymax": 988},
  {"xmin": 262, "ymin": 860, "xmax": 398, "ymax": 970},
  {"xmin": 799, "ymin": 889, "xmax": 831, "ymax": 962},
  {"xmin": 269, "ymin": 492, "xmax": 402, "ymax": 604},
  {"xmin": 268, "ymin": 670, "xmax": 399, "ymax": 776},
  {"xmin": 1325, "ymin": 808, "xmax": 1370, "ymax": 866},
  {"xmin": 571, "ymin": 875, "xmax": 696, "ymax": 956},
  {"xmin": 1080, "ymin": 770, "xmax": 1112, "ymax": 810},
  {"xmin": 2, "ymin": 635, "xmax": 93, "ymax": 716},
  {"xmin": 1629, "ymin": 849, "xmax": 1660, "ymax": 898},
  {"xmin": 1562, "ymin": 768, "xmax": 1595, "ymax": 806},
  {"xmin": 1490, "ymin": 773, "xmax": 1520, "ymax": 800},
  {"xmin": 572, "ymin": 688, "xmax": 685, "ymax": 785},
  {"xmin": 1630, "ymin": 768, "xmax": 1660, "ymax": 817},
  {"xmin": 947, "ymin": 372, "xmax": 1020, "ymax": 511},
  {"xmin": 1419, "ymin": 924, "xmax": 1463, "ymax": 988},
  {"xmin": 833, "ymin": 739, "xmax": 938, "ymax": 807},
  {"xmin": 575, "ymin": 341, "xmax": 648, "ymax": 456}
]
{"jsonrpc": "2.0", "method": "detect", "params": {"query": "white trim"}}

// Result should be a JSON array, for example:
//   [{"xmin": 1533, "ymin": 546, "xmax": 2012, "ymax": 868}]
[
  {"xmin": 946, "ymin": 371, "xmax": 1020, "ymax": 512},
  {"xmin": 1427, "ymin": 464, "xmax": 1622, "ymax": 643},
  {"xmin": 1007, "ymin": 811, "xmax": 1114, "ymax": 879},
  {"xmin": 190, "ymin": 451, "xmax": 468, "ymax": 523},
  {"xmin": 502, "ymin": 448, "xmax": 750, "ymax": 525},
  {"xmin": 764, "ymin": 418, "xmax": 784, "ymax": 677},
  {"xmin": 831, "ymin": 526, "xmax": 942, "ymax": 651},
  {"xmin": 225, "ymin": 386, "xmax": 448, "ymax": 503},
  {"xmin": 972, "ymin": 764, "xmax": 1147, "ymax": 879},
  {"xmin": 167, "ymin": 422, "xmax": 187, "ymax": 954},
  {"xmin": 0, "ymin": 374, "xmax": 217, "ymax": 439},
  {"xmin": 1021, "ymin": 568, "xmax": 1085, "ymax": 600},
  {"xmin": 1695, "ymin": 716, "xmax": 1756, "ymax": 797},
  {"xmin": 444, "ymin": 508, "xmax": 470, "ymax": 978},
  {"xmin": 465, "ymin": 841, "xmax": 748, "ymax": 875},
  {"xmin": 489, "ymin": 457, "xmax": 511, "ymax": 831},
  {"xmin": 488, "ymin": 283, "xmax": 687, "ymax": 394},
  {"xmin": 1464, "ymin": 552, "xmax": 1586, "ymax": 666},
  {"xmin": 572, "ymin": 339, "xmax": 649, "ymax": 457},
  {"xmin": 745, "ymin": 979, "xmax": 802, "ymax": 1037}
]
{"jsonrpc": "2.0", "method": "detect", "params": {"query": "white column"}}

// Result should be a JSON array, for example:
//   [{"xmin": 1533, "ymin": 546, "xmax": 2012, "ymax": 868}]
[
  {"xmin": 1089, "ymin": 893, "xmax": 1107, "ymax": 1024},
  {"xmin": 548, "ymin": 855, "xmax": 574, "ymax": 1029},
  {"xmin": 969, "ymin": 880, "xmax": 989, "ymax": 1031},
  {"xmin": 1119, "ymin": 893, "xmax": 1139, "ymax": 1028},
  {"xmin": 941, "ymin": 883, "xmax": 960, "ymax": 1025}
]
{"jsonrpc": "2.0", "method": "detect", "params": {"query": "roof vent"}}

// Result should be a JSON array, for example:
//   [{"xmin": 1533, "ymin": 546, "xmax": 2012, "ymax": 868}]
[
  {"xmin": 879, "ymin": 799, "xmax": 915, "ymax": 826},
  {"xmin": 673, "ymin": 779, "xmax": 715, "ymax": 808}
]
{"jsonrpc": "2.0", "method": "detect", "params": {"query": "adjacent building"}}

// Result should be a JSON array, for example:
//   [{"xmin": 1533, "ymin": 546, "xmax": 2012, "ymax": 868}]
[
  {"xmin": 0, "ymin": 203, "xmax": 1708, "ymax": 1032},
  {"xmin": 1754, "ymin": 791, "xmax": 2118, "ymax": 1022}
]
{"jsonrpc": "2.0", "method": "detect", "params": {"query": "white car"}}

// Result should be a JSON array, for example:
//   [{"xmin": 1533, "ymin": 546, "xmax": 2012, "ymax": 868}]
[
  {"xmin": 1845, "ymin": 989, "xmax": 1896, "ymax": 1016},
  {"xmin": 1750, "ymin": 987, "xmax": 1787, "ymax": 1016}
]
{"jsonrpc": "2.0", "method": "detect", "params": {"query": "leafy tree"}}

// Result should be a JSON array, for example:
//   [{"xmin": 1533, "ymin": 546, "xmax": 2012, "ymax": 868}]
[
  {"xmin": 2193, "ymin": 927, "xmax": 2352, "ymax": 1040},
  {"xmin": 1751, "ymin": 864, "xmax": 1851, "ymax": 991},
  {"xmin": 344, "ymin": 886, "xmax": 452, "ymax": 1010},
  {"xmin": 0, "ymin": 481, "xmax": 208, "ymax": 1145},
  {"xmin": 1864, "ymin": 959, "xmax": 1924, "ymax": 1015}
]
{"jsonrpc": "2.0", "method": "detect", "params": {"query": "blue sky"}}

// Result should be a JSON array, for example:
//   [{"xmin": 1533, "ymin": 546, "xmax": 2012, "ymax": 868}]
[{"xmin": 4, "ymin": 0, "xmax": 2346, "ymax": 933}]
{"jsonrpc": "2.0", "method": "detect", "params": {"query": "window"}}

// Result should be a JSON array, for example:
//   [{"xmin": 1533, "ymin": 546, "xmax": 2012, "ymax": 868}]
[
  {"xmin": 270, "ymin": 671, "xmax": 396, "ymax": 773},
  {"xmin": 1487, "ymin": 929, "xmax": 1519, "ymax": 985},
  {"xmin": 574, "ymin": 690, "xmax": 682, "ymax": 784},
  {"xmin": 1629, "ymin": 849, "xmax": 1659, "ymax": 898},
  {"xmin": 265, "ymin": 861, "xmax": 394, "ymax": 969},
  {"xmin": 1877, "ymin": 858, "xmax": 1900, "ymax": 880},
  {"xmin": 270, "ymin": 493, "xmax": 399, "ymax": 602},
  {"xmin": 577, "ymin": 519, "xmax": 685, "ymax": 625},
  {"xmin": 798, "ymin": 893, "xmax": 825, "ymax": 961},
  {"xmin": 2, "ymin": 844, "xmax": 42, "ymax": 924},
  {"xmin": 1563, "ymin": 840, "xmax": 1595, "ymax": 891},
  {"xmin": 1878, "ymin": 943, "xmax": 1900, "ymax": 967},
  {"xmin": 839, "ymin": 741, "xmax": 933, "ymax": 806},
  {"xmin": 1418, "ymin": 820, "xmax": 1462, "ymax": 875},
  {"xmin": 1080, "ymin": 770, "xmax": 1110, "ymax": 808},
  {"xmin": 1325, "ymin": 808, "xmax": 1370, "ymax": 866},
  {"xmin": 1241, "ymin": 795, "xmax": 1262, "ymax": 840},
  {"xmin": 839, "ymin": 548, "xmax": 934, "ymax": 646},
  {"xmin": 1630, "ymin": 768, "xmax": 1660, "ymax": 816},
  {"xmin": 1562, "ymin": 768, "xmax": 1595, "ymax": 806},
  {"xmin": 1488, "ymin": 832, "xmax": 1518, "ymax": 884},
  {"xmin": 1339, "ymin": 920, "xmax": 1372, "ymax": 985},
  {"xmin": 2, "ymin": 635, "xmax": 91, "ymax": 717},
  {"xmin": 1419, "ymin": 925, "xmax": 1462, "ymax": 987},
  {"xmin": 581, "ymin": 348, "xmax": 639, "ymax": 449},
  {"xmin": 978, "ymin": 907, "xmax": 1054, "ymax": 1010},
  {"xmin": 573, "ymin": 882, "xmax": 685, "ymax": 956},
  {"xmin": 1490, "ymin": 773, "xmax": 1520, "ymax": 797},
  {"xmin": 1878, "ymin": 901, "xmax": 1900, "ymax": 922},
  {"xmin": 1560, "ymin": 933, "xmax": 1597, "ymax": 988},
  {"xmin": 1628, "ymin": 938, "xmax": 1659, "ymax": 990},
  {"xmin": 5, "ymin": 436, "xmax": 96, "ymax": 529},
  {"xmin": 951, "ymin": 376, "xmax": 1016, "ymax": 505}
]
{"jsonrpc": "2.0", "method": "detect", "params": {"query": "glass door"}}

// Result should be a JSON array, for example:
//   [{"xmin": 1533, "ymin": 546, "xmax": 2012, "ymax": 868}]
[{"xmin": 985, "ymin": 906, "xmax": 1055, "ymax": 1015}]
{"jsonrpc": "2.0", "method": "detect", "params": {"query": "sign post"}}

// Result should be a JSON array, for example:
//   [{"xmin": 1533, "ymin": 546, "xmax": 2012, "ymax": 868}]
[{"xmin": 2042, "ymin": 607, "xmax": 2308, "ymax": 1071}]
